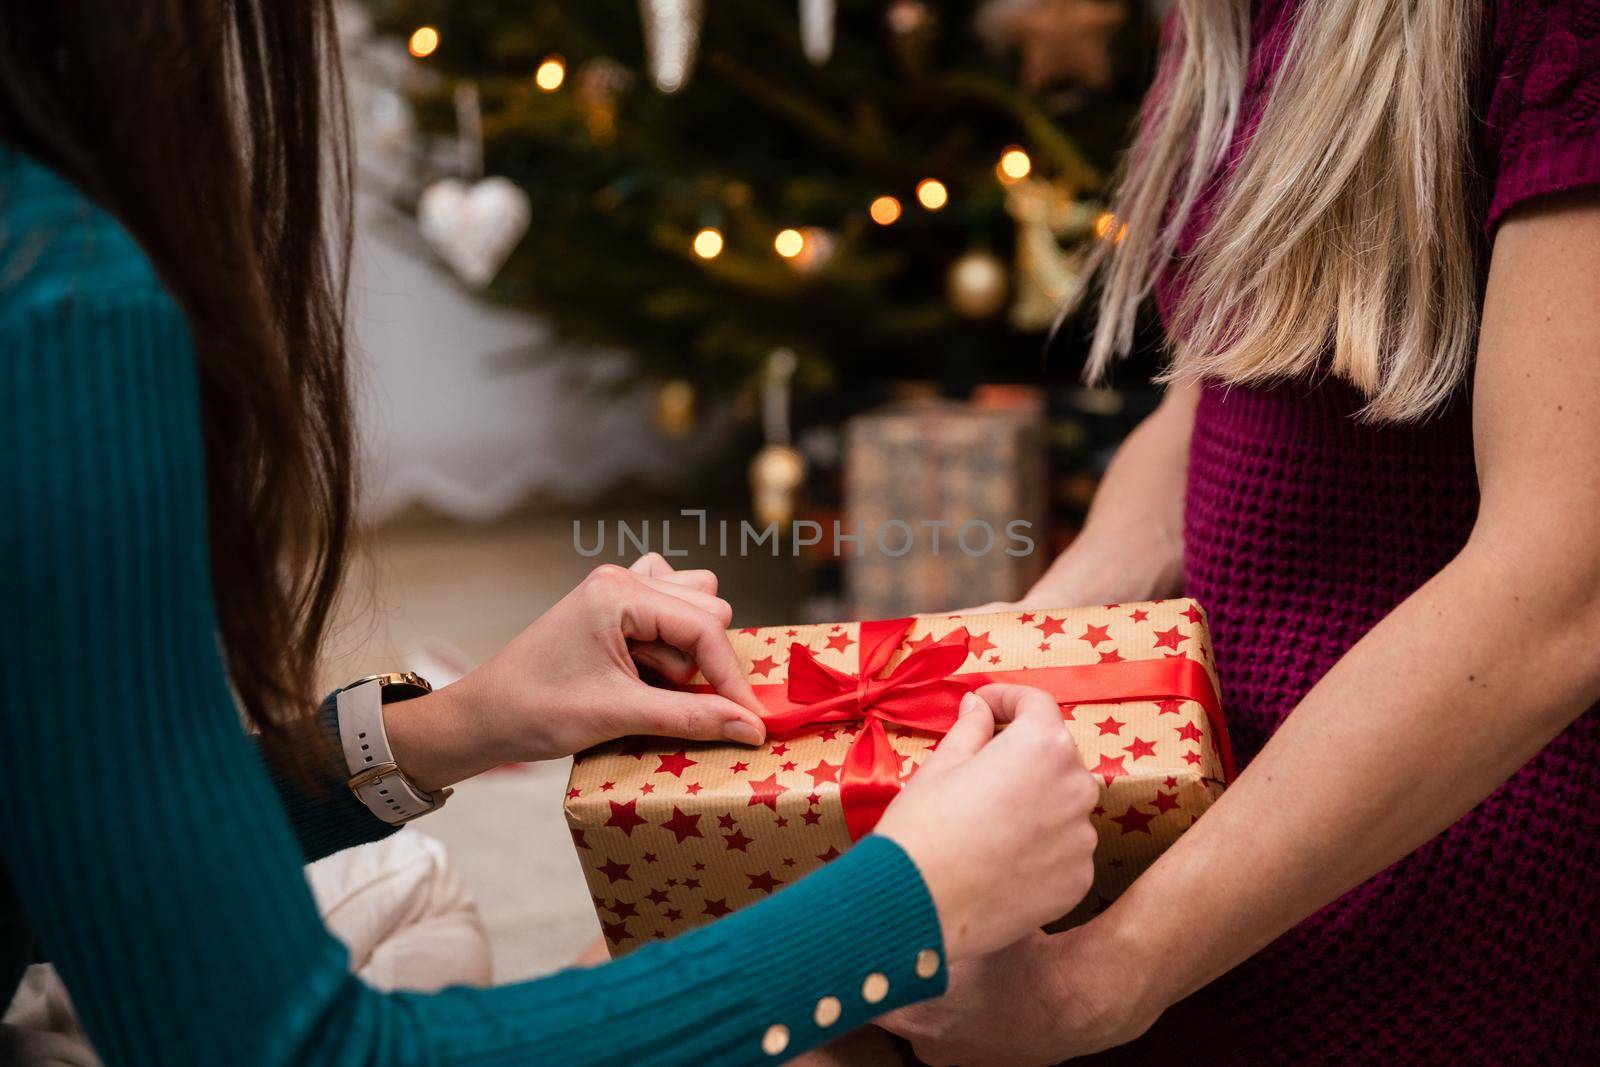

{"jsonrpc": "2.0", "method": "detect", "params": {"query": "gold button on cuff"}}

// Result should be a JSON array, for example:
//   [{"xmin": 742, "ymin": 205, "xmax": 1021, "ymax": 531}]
[
  {"xmin": 862, "ymin": 972, "xmax": 890, "ymax": 1004},
  {"xmin": 762, "ymin": 1024, "xmax": 790, "ymax": 1056},
  {"xmin": 814, "ymin": 995, "xmax": 842, "ymax": 1028},
  {"xmin": 915, "ymin": 948, "xmax": 942, "ymax": 979}
]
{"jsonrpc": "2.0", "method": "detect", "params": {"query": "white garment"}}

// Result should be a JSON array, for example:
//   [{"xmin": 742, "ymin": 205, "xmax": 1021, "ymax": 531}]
[{"xmin": 2, "ymin": 831, "xmax": 490, "ymax": 1065}]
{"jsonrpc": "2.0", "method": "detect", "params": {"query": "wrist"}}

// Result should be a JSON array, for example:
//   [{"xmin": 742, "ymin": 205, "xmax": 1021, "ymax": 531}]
[
  {"xmin": 1047, "ymin": 906, "xmax": 1172, "ymax": 1041},
  {"xmin": 382, "ymin": 683, "xmax": 496, "ymax": 792}
]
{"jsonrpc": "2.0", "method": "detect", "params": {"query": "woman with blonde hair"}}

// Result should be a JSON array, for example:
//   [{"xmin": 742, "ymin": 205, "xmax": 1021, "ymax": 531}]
[{"xmin": 886, "ymin": 0, "xmax": 1600, "ymax": 1063}]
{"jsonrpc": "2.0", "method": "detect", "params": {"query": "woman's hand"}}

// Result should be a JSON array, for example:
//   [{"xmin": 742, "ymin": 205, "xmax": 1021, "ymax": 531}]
[
  {"xmin": 873, "ymin": 684, "xmax": 1100, "ymax": 964},
  {"xmin": 879, "ymin": 925, "xmax": 1159, "ymax": 1066},
  {"xmin": 385, "ymin": 554, "xmax": 768, "ymax": 791}
]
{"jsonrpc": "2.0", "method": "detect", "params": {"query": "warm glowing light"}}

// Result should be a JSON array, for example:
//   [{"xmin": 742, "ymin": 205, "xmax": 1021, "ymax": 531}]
[
  {"xmin": 1094, "ymin": 211, "xmax": 1128, "ymax": 243},
  {"xmin": 915, "ymin": 178, "xmax": 949, "ymax": 211},
  {"xmin": 535, "ymin": 56, "xmax": 566, "ymax": 91},
  {"xmin": 997, "ymin": 146, "xmax": 1031, "ymax": 183},
  {"xmin": 869, "ymin": 195, "xmax": 902, "ymax": 226},
  {"xmin": 408, "ymin": 26, "xmax": 439, "ymax": 59},
  {"xmin": 774, "ymin": 228, "xmax": 805, "ymax": 258},
  {"xmin": 693, "ymin": 228, "xmax": 724, "ymax": 259}
]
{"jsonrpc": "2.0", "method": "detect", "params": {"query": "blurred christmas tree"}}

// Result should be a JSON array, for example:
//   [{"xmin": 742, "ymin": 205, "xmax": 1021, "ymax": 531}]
[{"xmin": 364, "ymin": 0, "xmax": 1157, "ymax": 400}]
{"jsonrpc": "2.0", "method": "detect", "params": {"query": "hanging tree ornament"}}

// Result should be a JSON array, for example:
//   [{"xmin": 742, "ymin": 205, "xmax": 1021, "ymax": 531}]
[
  {"xmin": 1006, "ymin": 177, "xmax": 1098, "ymax": 330},
  {"xmin": 799, "ymin": 0, "xmax": 836, "ymax": 65},
  {"xmin": 749, "ymin": 349, "xmax": 809, "ymax": 529},
  {"xmin": 946, "ymin": 248, "xmax": 1010, "ymax": 319},
  {"xmin": 652, "ymin": 379, "xmax": 699, "ymax": 439},
  {"xmin": 639, "ymin": 0, "xmax": 704, "ymax": 93}
]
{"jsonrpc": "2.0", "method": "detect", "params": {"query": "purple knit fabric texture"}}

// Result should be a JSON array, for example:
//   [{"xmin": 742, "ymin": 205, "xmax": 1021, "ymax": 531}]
[{"xmin": 1104, "ymin": 2, "xmax": 1600, "ymax": 1062}]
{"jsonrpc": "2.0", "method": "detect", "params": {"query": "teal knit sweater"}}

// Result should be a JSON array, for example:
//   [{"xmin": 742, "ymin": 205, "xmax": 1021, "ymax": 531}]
[{"xmin": 0, "ymin": 148, "xmax": 946, "ymax": 1066}]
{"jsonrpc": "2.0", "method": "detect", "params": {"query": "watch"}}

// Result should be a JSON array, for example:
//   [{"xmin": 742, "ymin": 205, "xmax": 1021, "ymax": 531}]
[{"xmin": 335, "ymin": 672, "xmax": 451, "ymax": 824}]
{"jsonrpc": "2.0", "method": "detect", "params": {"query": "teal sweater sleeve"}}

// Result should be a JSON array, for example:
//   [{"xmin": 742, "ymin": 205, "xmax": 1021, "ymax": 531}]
[{"xmin": 0, "ymin": 159, "xmax": 947, "ymax": 1065}]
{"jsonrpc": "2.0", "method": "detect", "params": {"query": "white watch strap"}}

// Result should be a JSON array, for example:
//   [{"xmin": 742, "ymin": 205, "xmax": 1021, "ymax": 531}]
[{"xmin": 336, "ymin": 682, "xmax": 440, "ymax": 824}]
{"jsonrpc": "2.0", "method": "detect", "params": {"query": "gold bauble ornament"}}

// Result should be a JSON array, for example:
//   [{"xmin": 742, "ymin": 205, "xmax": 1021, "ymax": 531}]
[
  {"xmin": 749, "ymin": 444, "xmax": 808, "ymax": 529},
  {"xmin": 652, "ymin": 379, "xmax": 698, "ymax": 438},
  {"xmin": 946, "ymin": 249, "xmax": 1009, "ymax": 318}
]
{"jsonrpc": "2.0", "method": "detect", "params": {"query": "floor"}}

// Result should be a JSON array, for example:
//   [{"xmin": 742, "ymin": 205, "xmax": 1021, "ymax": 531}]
[{"xmin": 319, "ymin": 506, "xmax": 806, "ymax": 981}]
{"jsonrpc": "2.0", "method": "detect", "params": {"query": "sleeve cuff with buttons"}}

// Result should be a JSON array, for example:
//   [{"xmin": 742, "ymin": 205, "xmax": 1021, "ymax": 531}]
[
  {"xmin": 431, "ymin": 832, "xmax": 950, "ymax": 1066},
  {"xmin": 706, "ymin": 833, "xmax": 949, "ymax": 1063}
]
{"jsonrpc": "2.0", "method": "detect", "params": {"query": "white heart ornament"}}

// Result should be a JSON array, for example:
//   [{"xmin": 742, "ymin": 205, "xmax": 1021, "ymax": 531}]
[{"xmin": 417, "ymin": 176, "xmax": 532, "ymax": 289}]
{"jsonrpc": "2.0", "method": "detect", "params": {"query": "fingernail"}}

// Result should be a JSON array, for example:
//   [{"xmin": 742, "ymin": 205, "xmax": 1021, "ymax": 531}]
[
  {"xmin": 958, "ymin": 692, "xmax": 983, "ymax": 716},
  {"xmin": 723, "ymin": 720, "xmax": 764, "ymax": 746}
]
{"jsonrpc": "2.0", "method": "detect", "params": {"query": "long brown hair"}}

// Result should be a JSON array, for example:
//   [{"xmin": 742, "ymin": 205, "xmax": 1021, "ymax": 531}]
[{"xmin": 0, "ymin": 2, "xmax": 355, "ymax": 757}]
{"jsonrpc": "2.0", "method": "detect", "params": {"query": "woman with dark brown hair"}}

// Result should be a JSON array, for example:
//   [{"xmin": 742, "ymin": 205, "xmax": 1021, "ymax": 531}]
[{"xmin": 0, "ymin": 4, "xmax": 1103, "ymax": 1064}]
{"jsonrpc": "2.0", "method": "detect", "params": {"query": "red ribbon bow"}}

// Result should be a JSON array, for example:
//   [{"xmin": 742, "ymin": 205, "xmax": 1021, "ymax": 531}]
[
  {"xmin": 760, "ymin": 618, "xmax": 972, "ymax": 840},
  {"xmin": 688, "ymin": 614, "xmax": 1233, "ymax": 840}
]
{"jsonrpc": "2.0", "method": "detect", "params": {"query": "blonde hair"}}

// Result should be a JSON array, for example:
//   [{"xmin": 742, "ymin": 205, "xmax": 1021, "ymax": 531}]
[{"xmin": 1081, "ymin": 0, "xmax": 1481, "ymax": 421}]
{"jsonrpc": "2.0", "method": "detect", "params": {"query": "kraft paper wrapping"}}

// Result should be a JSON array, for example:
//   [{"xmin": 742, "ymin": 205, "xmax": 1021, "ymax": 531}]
[{"xmin": 565, "ymin": 600, "xmax": 1229, "ymax": 953}]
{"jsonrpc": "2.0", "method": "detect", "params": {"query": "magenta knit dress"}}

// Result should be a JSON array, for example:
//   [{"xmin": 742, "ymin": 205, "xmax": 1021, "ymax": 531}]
[{"xmin": 1104, "ymin": 2, "xmax": 1600, "ymax": 1062}]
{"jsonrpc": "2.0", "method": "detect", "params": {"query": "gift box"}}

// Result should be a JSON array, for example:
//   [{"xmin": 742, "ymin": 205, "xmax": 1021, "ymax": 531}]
[
  {"xmin": 843, "ymin": 401, "xmax": 1049, "ymax": 618},
  {"xmin": 565, "ymin": 599, "xmax": 1232, "ymax": 954}
]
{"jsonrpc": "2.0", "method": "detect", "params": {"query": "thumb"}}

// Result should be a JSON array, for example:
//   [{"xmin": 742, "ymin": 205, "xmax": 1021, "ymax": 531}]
[
  {"xmin": 916, "ymin": 691, "xmax": 994, "ymax": 778},
  {"xmin": 626, "ymin": 687, "xmax": 767, "ymax": 747}
]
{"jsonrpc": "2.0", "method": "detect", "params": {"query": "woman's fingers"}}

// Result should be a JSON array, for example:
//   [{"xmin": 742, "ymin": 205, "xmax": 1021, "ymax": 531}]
[
  {"xmin": 629, "ymin": 552, "xmax": 719, "ymax": 595},
  {"xmin": 616, "ymin": 582, "xmax": 765, "ymax": 717},
  {"xmin": 917, "ymin": 692, "xmax": 995, "ymax": 778},
  {"xmin": 634, "ymin": 575, "xmax": 733, "ymax": 626},
  {"xmin": 627, "ymin": 640, "xmax": 698, "ymax": 684},
  {"xmin": 626, "ymin": 688, "xmax": 767, "ymax": 746}
]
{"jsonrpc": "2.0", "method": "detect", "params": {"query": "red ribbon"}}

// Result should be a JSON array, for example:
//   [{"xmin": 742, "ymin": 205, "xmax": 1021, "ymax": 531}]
[{"xmin": 702, "ymin": 616, "xmax": 1232, "ymax": 840}]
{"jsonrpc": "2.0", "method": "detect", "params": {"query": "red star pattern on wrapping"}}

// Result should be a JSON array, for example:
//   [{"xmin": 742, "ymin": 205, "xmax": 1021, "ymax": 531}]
[
  {"xmin": 1124, "ymin": 736, "xmax": 1158, "ymax": 760},
  {"xmin": 602, "ymin": 918, "xmax": 630, "ymax": 943},
  {"xmin": 643, "ymin": 852, "xmax": 658, "ymax": 863},
  {"xmin": 659, "ymin": 806, "xmax": 703, "ymax": 844},
  {"xmin": 605, "ymin": 799, "xmax": 649, "ymax": 835},
  {"xmin": 654, "ymin": 750, "xmax": 699, "ymax": 777},
  {"xmin": 1079, "ymin": 622, "xmax": 1111, "ymax": 646},
  {"xmin": 1152, "ymin": 626, "xmax": 1186, "ymax": 650},
  {"xmin": 747, "ymin": 870, "xmax": 784, "ymax": 894},
  {"xmin": 1111, "ymin": 806, "xmax": 1156, "ymax": 835},
  {"xmin": 571, "ymin": 600, "xmax": 1225, "ymax": 946},
  {"xmin": 906, "ymin": 632, "xmax": 940, "ymax": 651},
  {"xmin": 747, "ymin": 773, "xmax": 787, "ymax": 810},
  {"xmin": 1090, "ymin": 753, "xmax": 1128, "ymax": 786},
  {"xmin": 805, "ymin": 759, "xmax": 842, "ymax": 785}
]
